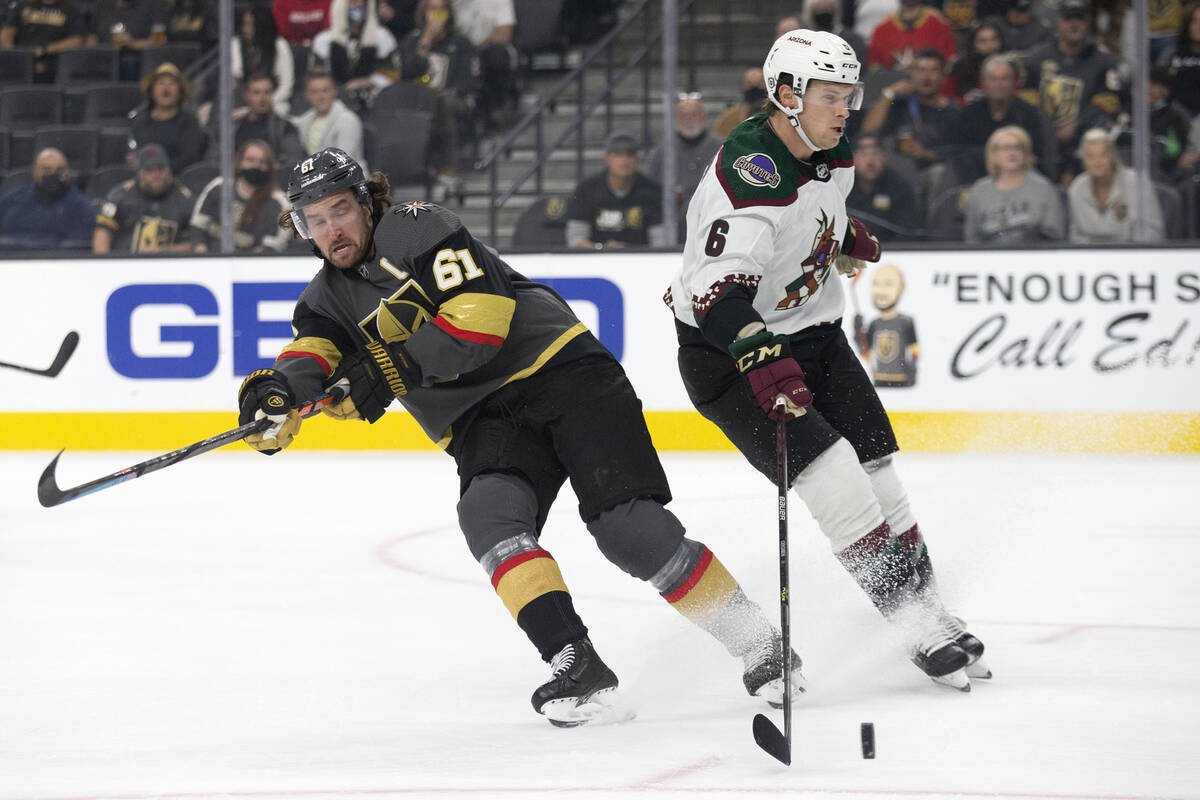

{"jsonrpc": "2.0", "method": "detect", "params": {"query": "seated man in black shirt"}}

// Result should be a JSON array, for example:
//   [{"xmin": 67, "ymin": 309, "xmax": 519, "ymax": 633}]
[
  {"xmin": 953, "ymin": 54, "xmax": 1051, "ymax": 183},
  {"xmin": 565, "ymin": 130, "xmax": 664, "ymax": 250},
  {"xmin": 130, "ymin": 61, "xmax": 210, "ymax": 173},
  {"xmin": 860, "ymin": 47, "xmax": 959, "ymax": 174},
  {"xmin": 94, "ymin": 143, "xmax": 194, "ymax": 253},
  {"xmin": 225, "ymin": 72, "xmax": 305, "ymax": 170},
  {"xmin": 846, "ymin": 134, "xmax": 923, "ymax": 241},
  {"xmin": 0, "ymin": 0, "xmax": 87, "ymax": 81}
]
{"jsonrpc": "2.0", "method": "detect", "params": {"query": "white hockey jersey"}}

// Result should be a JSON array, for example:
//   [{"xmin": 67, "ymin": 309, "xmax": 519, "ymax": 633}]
[{"xmin": 668, "ymin": 112, "xmax": 856, "ymax": 343}]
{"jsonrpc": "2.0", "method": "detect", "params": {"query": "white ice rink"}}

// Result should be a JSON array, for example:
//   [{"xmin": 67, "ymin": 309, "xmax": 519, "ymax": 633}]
[{"xmin": 2, "ymin": 449, "xmax": 1198, "ymax": 800}]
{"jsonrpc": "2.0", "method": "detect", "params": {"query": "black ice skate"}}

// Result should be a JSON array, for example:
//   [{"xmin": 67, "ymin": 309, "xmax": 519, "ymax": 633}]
[
  {"xmin": 531, "ymin": 639, "xmax": 632, "ymax": 728},
  {"xmin": 946, "ymin": 615, "xmax": 991, "ymax": 679},
  {"xmin": 909, "ymin": 620, "xmax": 971, "ymax": 691},
  {"xmin": 742, "ymin": 634, "xmax": 806, "ymax": 709}
]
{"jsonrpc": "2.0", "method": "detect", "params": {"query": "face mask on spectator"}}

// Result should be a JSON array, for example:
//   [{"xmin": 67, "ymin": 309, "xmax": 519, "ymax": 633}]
[
  {"xmin": 239, "ymin": 168, "xmax": 271, "ymax": 186},
  {"xmin": 35, "ymin": 174, "xmax": 70, "ymax": 202},
  {"xmin": 812, "ymin": 12, "xmax": 835, "ymax": 30}
]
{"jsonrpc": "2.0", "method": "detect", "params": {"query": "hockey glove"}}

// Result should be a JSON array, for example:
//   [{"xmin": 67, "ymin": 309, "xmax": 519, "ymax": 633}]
[
  {"xmin": 238, "ymin": 369, "xmax": 301, "ymax": 455},
  {"xmin": 843, "ymin": 216, "xmax": 882, "ymax": 263},
  {"xmin": 324, "ymin": 341, "xmax": 419, "ymax": 424},
  {"xmin": 728, "ymin": 331, "xmax": 812, "ymax": 421}
]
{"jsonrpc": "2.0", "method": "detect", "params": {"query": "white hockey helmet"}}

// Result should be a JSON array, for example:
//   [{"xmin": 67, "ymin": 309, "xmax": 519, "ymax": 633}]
[{"xmin": 763, "ymin": 29, "xmax": 863, "ymax": 115}]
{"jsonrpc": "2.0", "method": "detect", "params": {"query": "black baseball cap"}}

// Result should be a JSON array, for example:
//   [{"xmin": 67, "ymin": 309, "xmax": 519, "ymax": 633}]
[
  {"xmin": 604, "ymin": 130, "xmax": 639, "ymax": 154},
  {"xmin": 1059, "ymin": 0, "xmax": 1091, "ymax": 19}
]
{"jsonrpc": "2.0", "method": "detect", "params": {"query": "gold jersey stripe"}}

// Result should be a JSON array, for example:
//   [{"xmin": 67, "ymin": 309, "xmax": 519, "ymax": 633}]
[
  {"xmin": 437, "ymin": 293, "xmax": 516, "ymax": 340},
  {"xmin": 494, "ymin": 553, "xmax": 570, "ymax": 620},
  {"xmin": 279, "ymin": 336, "xmax": 345, "ymax": 374},
  {"xmin": 499, "ymin": 323, "xmax": 588, "ymax": 389}
]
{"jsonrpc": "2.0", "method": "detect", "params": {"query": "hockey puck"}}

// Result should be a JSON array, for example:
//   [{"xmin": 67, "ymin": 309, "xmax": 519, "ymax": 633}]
[{"xmin": 860, "ymin": 722, "xmax": 876, "ymax": 759}]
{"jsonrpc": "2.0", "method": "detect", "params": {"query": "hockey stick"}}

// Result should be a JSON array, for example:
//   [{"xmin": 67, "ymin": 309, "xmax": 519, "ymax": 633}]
[
  {"xmin": 753, "ymin": 404, "xmax": 793, "ymax": 765},
  {"xmin": 0, "ymin": 331, "xmax": 79, "ymax": 378},
  {"xmin": 37, "ymin": 391, "xmax": 340, "ymax": 508}
]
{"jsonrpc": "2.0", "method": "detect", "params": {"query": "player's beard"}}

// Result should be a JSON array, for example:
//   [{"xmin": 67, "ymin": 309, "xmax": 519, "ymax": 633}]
[{"xmin": 324, "ymin": 236, "xmax": 367, "ymax": 269}]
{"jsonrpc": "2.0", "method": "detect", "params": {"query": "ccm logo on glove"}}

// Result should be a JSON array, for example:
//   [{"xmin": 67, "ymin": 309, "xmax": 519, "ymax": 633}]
[{"xmin": 728, "ymin": 331, "xmax": 813, "ymax": 420}]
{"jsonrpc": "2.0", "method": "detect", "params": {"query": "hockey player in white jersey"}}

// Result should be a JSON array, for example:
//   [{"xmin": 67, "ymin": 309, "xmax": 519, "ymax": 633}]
[{"xmin": 667, "ymin": 29, "xmax": 991, "ymax": 690}]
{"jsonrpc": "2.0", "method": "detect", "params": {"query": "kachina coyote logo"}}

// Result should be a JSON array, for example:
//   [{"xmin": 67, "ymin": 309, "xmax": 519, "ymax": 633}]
[
  {"xmin": 775, "ymin": 210, "xmax": 840, "ymax": 310},
  {"xmin": 733, "ymin": 153, "xmax": 782, "ymax": 188}
]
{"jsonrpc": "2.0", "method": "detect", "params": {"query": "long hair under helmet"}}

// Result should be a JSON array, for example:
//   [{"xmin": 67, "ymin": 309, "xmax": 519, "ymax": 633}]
[
  {"xmin": 286, "ymin": 147, "xmax": 370, "ymax": 239},
  {"xmin": 763, "ymin": 29, "xmax": 863, "ymax": 152}
]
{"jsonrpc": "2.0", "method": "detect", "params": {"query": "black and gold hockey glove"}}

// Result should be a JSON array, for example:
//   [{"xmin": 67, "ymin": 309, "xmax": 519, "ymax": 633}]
[
  {"xmin": 324, "ymin": 341, "xmax": 420, "ymax": 424},
  {"xmin": 237, "ymin": 369, "xmax": 300, "ymax": 455}
]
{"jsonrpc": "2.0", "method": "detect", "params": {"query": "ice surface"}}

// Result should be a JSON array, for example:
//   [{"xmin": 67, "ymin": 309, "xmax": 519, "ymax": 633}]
[{"xmin": 2, "ymin": 450, "xmax": 1198, "ymax": 800}]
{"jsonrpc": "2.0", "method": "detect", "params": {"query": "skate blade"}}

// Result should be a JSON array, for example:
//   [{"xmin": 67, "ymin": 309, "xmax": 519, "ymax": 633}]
[
  {"xmin": 542, "ymin": 688, "xmax": 636, "ymax": 728},
  {"xmin": 930, "ymin": 668, "xmax": 971, "ymax": 692},
  {"xmin": 756, "ymin": 670, "xmax": 808, "ymax": 709},
  {"xmin": 966, "ymin": 657, "xmax": 992, "ymax": 680}
]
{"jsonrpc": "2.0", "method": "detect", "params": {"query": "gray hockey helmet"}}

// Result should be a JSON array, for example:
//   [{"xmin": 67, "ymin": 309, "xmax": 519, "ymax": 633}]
[{"xmin": 286, "ymin": 148, "xmax": 369, "ymax": 238}]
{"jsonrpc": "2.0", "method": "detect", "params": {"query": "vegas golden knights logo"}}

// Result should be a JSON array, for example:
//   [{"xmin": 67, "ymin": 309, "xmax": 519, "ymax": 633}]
[
  {"xmin": 132, "ymin": 217, "xmax": 179, "ymax": 252},
  {"xmin": 875, "ymin": 330, "xmax": 899, "ymax": 364},
  {"xmin": 1038, "ymin": 69, "xmax": 1084, "ymax": 127},
  {"xmin": 359, "ymin": 275, "xmax": 435, "ymax": 345}
]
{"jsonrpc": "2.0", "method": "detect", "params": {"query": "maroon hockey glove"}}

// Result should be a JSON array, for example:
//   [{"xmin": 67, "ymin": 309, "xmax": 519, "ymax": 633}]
[
  {"xmin": 845, "ymin": 216, "xmax": 882, "ymax": 262},
  {"xmin": 728, "ymin": 332, "xmax": 812, "ymax": 420}
]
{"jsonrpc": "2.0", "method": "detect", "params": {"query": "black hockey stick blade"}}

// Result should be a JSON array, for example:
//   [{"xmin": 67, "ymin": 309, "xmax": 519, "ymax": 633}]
[
  {"xmin": 753, "ymin": 713, "xmax": 791, "ymax": 765},
  {"xmin": 37, "ymin": 390, "xmax": 340, "ymax": 508},
  {"xmin": 0, "ymin": 331, "xmax": 80, "ymax": 377}
]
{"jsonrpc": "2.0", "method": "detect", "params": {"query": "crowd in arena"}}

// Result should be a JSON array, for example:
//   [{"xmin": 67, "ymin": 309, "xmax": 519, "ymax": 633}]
[{"xmin": 0, "ymin": 0, "xmax": 1194, "ymax": 252}]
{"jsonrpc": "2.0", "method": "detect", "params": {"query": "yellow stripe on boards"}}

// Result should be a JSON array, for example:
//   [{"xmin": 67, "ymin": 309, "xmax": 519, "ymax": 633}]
[{"xmin": 1, "ymin": 411, "xmax": 1197, "ymax": 454}]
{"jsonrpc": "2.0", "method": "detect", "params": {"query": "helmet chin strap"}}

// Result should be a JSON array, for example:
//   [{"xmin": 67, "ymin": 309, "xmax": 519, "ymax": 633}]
[{"xmin": 775, "ymin": 96, "xmax": 824, "ymax": 154}]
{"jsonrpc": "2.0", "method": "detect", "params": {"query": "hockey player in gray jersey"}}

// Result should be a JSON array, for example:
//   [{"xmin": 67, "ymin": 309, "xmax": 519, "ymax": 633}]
[
  {"xmin": 668, "ymin": 30, "xmax": 991, "ymax": 690},
  {"xmin": 236, "ymin": 147, "xmax": 804, "ymax": 726}
]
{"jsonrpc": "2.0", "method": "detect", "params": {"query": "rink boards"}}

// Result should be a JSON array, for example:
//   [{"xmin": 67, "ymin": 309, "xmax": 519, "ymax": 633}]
[{"xmin": 1, "ymin": 248, "xmax": 1197, "ymax": 453}]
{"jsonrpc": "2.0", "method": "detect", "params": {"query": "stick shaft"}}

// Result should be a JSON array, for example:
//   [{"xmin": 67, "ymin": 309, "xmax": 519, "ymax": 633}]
[
  {"xmin": 776, "ymin": 411, "xmax": 792, "ymax": 750},
  {"xmin": 39, "ymin": 392, "xmax": 336, "ymax": 507}
]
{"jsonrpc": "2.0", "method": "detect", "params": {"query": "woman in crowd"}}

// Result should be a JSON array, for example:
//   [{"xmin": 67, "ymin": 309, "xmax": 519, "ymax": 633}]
[
  {"xmin": 952, "ymin": 19, "xmax": 1006, "ymax": 102},
  {"xmin": 1157, "ymin": 1, "xmax": 1200, "ymax": 116},
  {"xmin": 232, "ymin": 6, "xmax": 295, "ymax": 116},
  {"xmin": 1068, "ymin": 128, "xmax": 1165, "ymax": 243},
  {"xmin": 190, "ymin": 139, "xmax": 291, "ymax": 253},
  {"xmin": 964, "ymin": 125, "xmax": 1065, "ymax": 243}
]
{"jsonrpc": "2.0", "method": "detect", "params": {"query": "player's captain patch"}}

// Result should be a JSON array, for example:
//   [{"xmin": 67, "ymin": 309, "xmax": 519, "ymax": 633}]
[{"xmin": 732, "ymin": 153, "xmax": 782, "ymax": 188}]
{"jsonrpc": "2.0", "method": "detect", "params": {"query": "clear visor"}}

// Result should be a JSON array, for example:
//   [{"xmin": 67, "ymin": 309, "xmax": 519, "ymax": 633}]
[
  {"xmin": 289, "ymin": 208, "xmax": 313, "ymax": 239},
  {"xmin": 801, "ymin": 81, "xmax": 864, "ymax": 111},
  {"xmin": 289, "ymin": 187, "xmax": 368, "ymax": 240}
]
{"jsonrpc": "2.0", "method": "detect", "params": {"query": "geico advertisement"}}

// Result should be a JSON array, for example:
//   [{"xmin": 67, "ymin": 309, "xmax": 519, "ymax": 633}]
[{"xmin": 0, "ymin": 250, "xmax": 1196, "ymax": 413}]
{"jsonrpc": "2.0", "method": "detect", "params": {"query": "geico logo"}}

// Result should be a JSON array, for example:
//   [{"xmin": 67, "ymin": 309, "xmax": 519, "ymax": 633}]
[{"xmin": 105, "ymin": 277, "xmax": 626, "ymax": 379}]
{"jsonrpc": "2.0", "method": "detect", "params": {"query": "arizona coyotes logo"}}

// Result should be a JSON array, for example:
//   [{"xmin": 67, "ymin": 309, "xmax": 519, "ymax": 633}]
[
  {"xmin": 775, "ymin": 211, "xmax": 840, "ymax": 310},
  {"xmin": 358, "ymin": 257, "xmax": 435, "ymax": 344}
]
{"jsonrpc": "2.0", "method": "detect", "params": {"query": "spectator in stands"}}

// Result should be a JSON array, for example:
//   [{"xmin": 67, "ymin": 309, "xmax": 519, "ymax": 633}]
[
  {"xmin": 166, "ymin": 0, "xmax": 217, "ymax": 50},
  {"xmin": 951, "ymin": 18, "xmax": 1006, "ymax": 102},
  {"xmin": 963, "ymin": 125, "xmax": 1064, "ymax": 243},
  {"xmin": 377, "ymin": 0, "xmax": 419, "ymax": 42},
  {"xmin": 89, "ymin": 0, "xmax": 168, "ymax": 81},
  {"xmin": 1024, "ymin": 0, "xmax": 1123, "ymax": 183},
  {"xmin": 0, "ymin": 0, "xmax": 87, "ymax": 82},
  {"xmin": 846, "ymin": 133, "xmax": 923, "ymax": 241},
  {"xmin": 803, "ymin": 0, "xmax": 868, "ymax": 64},
  {"xmin": 396, "ymin": 0, "xmax": 478, "ymax": 176},
  {"xmin": 712, "ymin": 68, "xmax": 765, "ymax": 140},
  {"xmin": 953, "ymin": 54, "xmax": 1049, "ymax": 183},
  {"xmin": 190, "ymin": 139, "xmax": 291, "ymax": 253},
  {"xmin": 313, "ymin": 0, "xmax": 399, "ymax": 90},
  {"xmin": 565, "ymin": 130, "xmax": 664, "ymax": 250},
  {"xmin": 774, "ymin": 13, "xmax": 802, "ymax": 38},
  {"xmin": 273, "ymin": 0, "xmax": 332, "ymax": 46},
  {"xmin": 867, "ymin": 0, "xmax": 955, "ymax": 74},
  {"xmin": 996, "ymin": 0, "xmax": 1051, "ymax": 63},
  {"xmin": 452, "ymin": 0, "xmax": 517, "ymax": 131},
  {"xmin": 228, "ymin": 72, "xmax": 305, "ymax": 169},
  {"xmin": 1178, "ymin": 115, "xmax": 1200, "ymax": 175},
  {"xmin": 94, "ymin": 143, "xmax": 194, "ymax": 253},
  {"xmin": 232, "ymin": 6, "xmax": 294, "ymax": 117},
  {"xmin": 644, "ymin": 94, "xmax": 722, "ymax": 241},
  {"xmin": 1068, "ymin": 128, "xmax": 1165, "ymax": 244},
  {"xmin": 860, "ymin": 47, "xmax": 958, "ymax": 195},
  {"xmin": 1157, "ymin": 1, "xmax": 1200, "ymax": 116},
  {"xmin": 0, "ymin": 148, "xmax": 95, "ymax": 250},
  {"xmin": 129, "ymin": 61, "xmax": 209, "ymax": 172},
  {"xmin": 1148, "ymin": 66, "xmax": 1194, "ymax": 180},
  {"xmin": 294, "ymin": 67, "xmax": 368, "ymax": 170}
]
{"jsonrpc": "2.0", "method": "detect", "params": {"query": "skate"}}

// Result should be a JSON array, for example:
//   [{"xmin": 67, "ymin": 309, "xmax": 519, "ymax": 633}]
[
  {"xmin": 531, "ymin": 639, "xmax": 633, "ymax": 728},
  {"xmin": 909, "ymin": 618, "xmax": 971, "ymax": 692},
  {"xmin": 947, "ymin": 615, "xmax": 992, "ymax": 680},
  {"xmin": 742, "ymin": 634, "xmax": 806, "ymax": 708}
]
